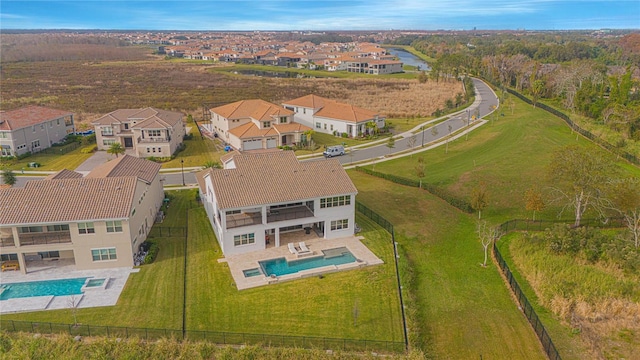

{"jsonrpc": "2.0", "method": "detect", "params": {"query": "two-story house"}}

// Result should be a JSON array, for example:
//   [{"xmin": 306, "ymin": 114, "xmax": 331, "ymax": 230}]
[
  {"xmin": 197, "ymin": 151, "xmax": 357, "ymax": 256},
  {"xmin": 0, "ymin": 155, "xmax": 163, "ymax": 273},
  {"xmin": 92, "ymin": 107, "xmax": 185, "ymax": 158},
  {"xmin": 282, "ymin": 95, "xmax": 385, "ymax": 138},
  {"xmin": 210, "ymin": 99, "xmax": 311, "ymax": 151},
  {"xmin": 0, "ymin": 106, "xmax": 75, "ymax": 157},
  {"xmin": 346, "ymin": 59, "xmax": 403, "ymax": 75}
]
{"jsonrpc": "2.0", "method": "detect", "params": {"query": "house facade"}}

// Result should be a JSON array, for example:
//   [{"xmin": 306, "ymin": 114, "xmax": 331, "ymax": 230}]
[
  {"xmin": 0, "ymin": 156, "xmax": 163, "ymax": 273},
  {"xmin": 93, "ymin": 108, "xmax": 185, "ymax": 158},
  {"xmin": 197, "ymin": 151, "xmax": 357, "ymax": 256},
  {"xmin": 210, "ymin": 99, "xmax": 311, "ymax": 151},
  {"xmin": 346, "ymin": 59, "xmax": 404, "ymax": 75},
  {"xmin": 282, "ymin": 95, "xmax": 385, "ymax": 138},
  {"xmin": 0, "ymin": 106, "xmax": 75, "ymax": 157}
]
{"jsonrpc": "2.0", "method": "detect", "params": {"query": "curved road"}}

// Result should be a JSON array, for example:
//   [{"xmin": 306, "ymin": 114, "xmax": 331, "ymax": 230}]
[{"xmin": 4, "ymin": 79, "xmax": 498, "ymax": 187}]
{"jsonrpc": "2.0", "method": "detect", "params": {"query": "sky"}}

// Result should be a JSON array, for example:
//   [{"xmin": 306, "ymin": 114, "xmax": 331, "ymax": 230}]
[{"xmin": 1, "ymin": 1, "xmax": 638, "ymax": 31}]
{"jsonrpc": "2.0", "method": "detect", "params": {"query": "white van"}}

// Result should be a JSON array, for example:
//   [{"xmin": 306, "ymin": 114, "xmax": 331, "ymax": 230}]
[{"xmin": 323, "ymin": 145, "xmax": 345, "ymax": 158}]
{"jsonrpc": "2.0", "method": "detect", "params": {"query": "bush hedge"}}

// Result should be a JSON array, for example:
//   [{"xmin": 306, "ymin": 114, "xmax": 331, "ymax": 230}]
[{"xmin": 142, "ymin": 240, "xmax": 159, "ymax": 265}]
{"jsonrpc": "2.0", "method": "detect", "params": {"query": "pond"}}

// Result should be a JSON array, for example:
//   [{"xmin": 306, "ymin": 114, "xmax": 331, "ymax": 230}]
[{"xmin": 387, "ymin": 48, "xmax": 431, "ymax": 71}]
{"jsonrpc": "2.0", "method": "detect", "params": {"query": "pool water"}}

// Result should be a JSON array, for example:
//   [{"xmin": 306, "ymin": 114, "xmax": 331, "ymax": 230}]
[
  {"xmin": 0, "ymin": 278, "xmax": 87, "ymax": 300},
  {"xmin": 243, "ymin": 268, "xmax": 262, "ymax": 277},
  {"xmin": 85, "ymin": 279, "xmax": 105, "ymax": 287},
  {"xmin": 259, "ymin": 247, "xmax": 357, "ymax": 277}
]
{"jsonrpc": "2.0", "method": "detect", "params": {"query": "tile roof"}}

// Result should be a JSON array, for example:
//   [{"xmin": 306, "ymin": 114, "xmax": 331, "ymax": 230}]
[
  {"xmin": 44, "ymin": 169, "xmax": 84, "ymax": 180},
  {"xmin": 284, "ymin": 95, "xmax": 380, "ymax": 123},
  {"xmin": 92, "ymin": 107, "xmax": 183, "ymax": 128},
  {"xmin": 211, "ymin": 100, "xmax": 293, "ymax": 121},
  {"xmin": 0, "ymin": 177, "xmax": 137, "ymax": 225},
  {"xmin": 85, "ymin": 155, "xmax": 161, "ymax": 184},
  {"xmin": 228, "ymin": 122, "xmax": 277, "ymax": 139},
  {"xmin": 272, "ymin": 122, "xmax": 312, "ymax": 133},
  {"xmin": 201, "ymin": 151, "xmax": 357, "ymax": 209},
  {"xmin": 0, "ymin": 106, "xmax": 73, "ymax": 131}
]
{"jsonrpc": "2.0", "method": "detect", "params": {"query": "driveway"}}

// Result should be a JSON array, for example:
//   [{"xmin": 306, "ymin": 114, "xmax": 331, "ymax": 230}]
[{"xmin": 74, "ymin": 150, "xmax": 116, "ymax": 174}]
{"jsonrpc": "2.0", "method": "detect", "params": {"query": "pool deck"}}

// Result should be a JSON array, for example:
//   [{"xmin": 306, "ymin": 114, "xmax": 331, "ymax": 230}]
[
  {"xmin": 0, "ymin": 259, "xmax": 136, "ymax": 314},
  {"xmin": 224, "ymin": 235, "xmax": 383, "ymax": 290}
]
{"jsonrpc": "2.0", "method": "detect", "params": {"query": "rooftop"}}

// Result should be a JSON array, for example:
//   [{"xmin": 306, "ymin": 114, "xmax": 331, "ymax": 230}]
[{"xmin": 0, "ymin": 106, "xmax": 73, "ymax": 131}]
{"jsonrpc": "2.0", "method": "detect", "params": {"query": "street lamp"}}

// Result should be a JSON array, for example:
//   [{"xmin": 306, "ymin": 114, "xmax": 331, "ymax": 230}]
[
  {"xmin": 421, "ymin": 126, "xmax": 425, "ymax": 147},
  {"xmin": 180, "ymin": 159, "xmax": 185, "ymax": 186}
]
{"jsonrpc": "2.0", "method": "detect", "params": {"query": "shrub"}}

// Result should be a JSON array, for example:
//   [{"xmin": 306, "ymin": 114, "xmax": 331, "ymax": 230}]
[
  {"xmin": 183, "ymin": 133, "xmax": 194, "ymax": 140},
  {"xmin": 341, "ymin": 132, "xmax": 348, "ymax": 138},
  {"xmin": 81, "ymin": 134, "xmax": 96, "ymax": 145},
  {"xmin": 16, "ymin": 152, "xmax": 31, "ymax": 160},
  {"xmin": 80, "ymin": 144, "xmax": 97, "ymax": 153},
  {"xmin": 143, "ymin": 240, "xmax": 159, "ymax": 264}
]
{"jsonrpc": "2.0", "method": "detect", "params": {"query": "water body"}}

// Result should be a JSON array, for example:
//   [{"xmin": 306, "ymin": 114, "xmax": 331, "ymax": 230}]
[{"xmin": 387, "ymin": 48, "xmax": 431, "ymax": 71}]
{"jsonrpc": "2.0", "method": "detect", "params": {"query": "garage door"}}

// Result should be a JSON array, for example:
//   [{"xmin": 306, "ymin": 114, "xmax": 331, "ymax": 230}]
[
  {"xmin": 266, "ymin": 138, "xmax": 277, "ymax": 148},
  {"xmin": 243, "ymin": 139, "xmax": 262, "ymax": 150}
]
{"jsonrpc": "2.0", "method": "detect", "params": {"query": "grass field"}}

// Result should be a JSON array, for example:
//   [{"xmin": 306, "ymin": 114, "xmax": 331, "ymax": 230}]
[
  {"xmin": 349, "ymin": 171, "xmax": 546, "ymax": 359},
  {"xmin": 3, "ymin": 190, "xmax": 403, "ymax": 344},
  {"xmin": 161, "ymin": 137, "xmax": 224, "ymax": 168},
  {"xmin": 1, "ymin": 144, "xmax": 96, "ymax": 171}
]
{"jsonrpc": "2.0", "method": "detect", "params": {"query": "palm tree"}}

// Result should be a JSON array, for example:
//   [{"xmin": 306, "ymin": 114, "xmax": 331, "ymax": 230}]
[
  {"xmin": 2, "ymin": 168, "xmax": 17, "ymax": 187},
  {"xmin": 107, "ymin": 142, "xmax": 125, "ymax": 158}
]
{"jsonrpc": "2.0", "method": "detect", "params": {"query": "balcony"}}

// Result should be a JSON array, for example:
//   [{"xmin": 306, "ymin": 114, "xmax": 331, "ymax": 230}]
[
  {"xmin": 267, "ymin": 205, "xmax": 314, "ymax": 223},
  {"xmin": 138, "ymin": 137, "xmax": 171, "ymax": 144},
  {"xmin": 18, "ymin": 231, "xmax": 72, "ymax": 246},
  {"xmin": 226, "ymin": 212, "xmax": 262, "ymax": 229},
  {"xmin": 0, "ymin": 236, "xmax": 15, "ymax": 247},
  {"xmin": 101, "ymin": 132, "xmax": 114, "ymax": 137}
]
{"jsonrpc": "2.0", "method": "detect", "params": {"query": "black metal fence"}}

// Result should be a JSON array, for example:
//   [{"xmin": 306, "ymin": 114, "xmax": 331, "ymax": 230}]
[
  {"xmin": 493, "ymin": 245, "xmax": 561, "ymax": 360},
  {"xmin": 355, "ymin": 201, "xmax": 409, "ymax": 351},
  {"xmin": 147, "ymin": 226, "xmax": 187, "ymax": 238},
  {"xmin": 0, "ymin": 319, "xmax": 404, "ymax": 353},
  {"xmin": 497, "ymin": 217, "xmax": 626, "ymax": 234},
  {"xmin": 36, "ymin": 142, "xmax": 81, "ymax": 155}
]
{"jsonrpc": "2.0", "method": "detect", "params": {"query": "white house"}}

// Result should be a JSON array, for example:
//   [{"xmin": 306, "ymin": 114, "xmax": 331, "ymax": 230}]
[
  {"xmin": 210, "ymin": 99, "xmax": 311, "ymax": 151},
  {"xmin": 282, "ymin": 95, "xmax": 385, "ymax": 138},
  {"xmin": 196, "ymin": 151, "xmax": 358, "ymax": 256}
]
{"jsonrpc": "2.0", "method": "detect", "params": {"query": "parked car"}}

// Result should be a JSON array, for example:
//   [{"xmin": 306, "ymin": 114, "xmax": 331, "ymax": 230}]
[{"xmin": 323, "ymin": 145, "xmax": 345, "ymax": 158}]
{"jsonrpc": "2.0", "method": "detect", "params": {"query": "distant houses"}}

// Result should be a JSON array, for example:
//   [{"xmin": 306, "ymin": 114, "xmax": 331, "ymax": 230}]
[
  {"xmin": 92, "ymin": 107, "xmax": 185, "ymax": 158},
  {"xmin": 0, "ymin": 106, "xmax": 75, "ymax": 157}
]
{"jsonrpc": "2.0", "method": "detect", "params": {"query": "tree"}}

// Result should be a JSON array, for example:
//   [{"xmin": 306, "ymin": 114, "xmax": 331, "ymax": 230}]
[
  {"xmin": 386, "ymin": 136, "xmax": 395, "ymax": 156},
  {"xmin": 608, "ymin": 179, "xmax": 640, "ymax": 248},
  {"xmin": 303, "ymin": 129, "xmax": 315, "ymax": 148},
  {"xmin": 524, "ymin": 187, "xmax": 545, "ymax": 220},
  {"xmin": 471, "ymin": 182, "xmax": 489, "ymax": 219},
  {"xmin": 445, "ymin": 124, "xmax": 453, "ymax": 154},
  {"xmin": 365, "ymin": 121, "xmax": 377, "ymax": 136},
  {"xmin": 415, "ymin": 157, "xmax": 426, "ymax": 188},
  {"xmin": 477, "ymin": 220, "xmax": 503, "ymax": 267},
  {"xmin": 547, "ymin": 145, "xmax": 614, "ymax": 227},
  {"xmin": 430, "ymin": 125, "xmax": 439, "ymax": 140},
  {"xmin": 2, "ymin": 168, "xmax": 17, "ymax": 187},
  {"xmin": 107, "ymin": 142, "xmax": 125, "ymax": 158},
  {"xmin": 417, "ymin": 70, "xmax": 428, "ymax": 83},
  {"xmin": 531, "ymin": 79, "xmax": 545, "ymax": 107}
]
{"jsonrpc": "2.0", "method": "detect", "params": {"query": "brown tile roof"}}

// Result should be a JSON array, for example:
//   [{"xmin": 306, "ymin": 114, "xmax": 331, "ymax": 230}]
[
  {"xmin": 92, "ymin": 108, "xmax": 183, "ymax": 128},
  {"xmin": 44, "ymin": 169, "xmax": 84, "ymax": 180},
  {"xmin": 211, "ymin": 100, "xmax": 293, "ymax": 121},
  {"xmin": 0, "ymin": 177, "xmax": 137, "ymax": 225},
  {"xmin": 86, "ymin": 155, "xmax": 161, "ymax": 184},
  {"xmin": 273, "ymin": 122, "xmax": 311, "ymax": 133},
  {"xmin": 228, "ymin": 122, "xmax": 277, "ymax": 139},
  {"xmin": 0, "ymin": 106, "xmax": 73, "ymax": 131},
  {"xmin": 284, "ymin": 95, "xmax": 380, "ymax": 123},
  {"xmin": 202, "ymin": 151, "xmax": 357, "ymax": 209}
]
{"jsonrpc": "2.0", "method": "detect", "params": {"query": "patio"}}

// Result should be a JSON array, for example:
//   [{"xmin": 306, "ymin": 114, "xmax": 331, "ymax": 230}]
[{"xmin": 223, "ymin": 235, "xmax": 384, "ymax": 290}]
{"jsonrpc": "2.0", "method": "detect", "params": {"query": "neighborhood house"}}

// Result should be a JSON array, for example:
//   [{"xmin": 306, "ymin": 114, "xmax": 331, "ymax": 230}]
[
  {"xmin": 282, "ymin": 95, "xmax": 385, "ymax": 138},
  {"xmin": 0, "ymin": 155, "xmax": 164, "ymax": 273},
  {"xmin": 197, "ymin": 151, "xmax": 358, "ymax": 256},
  {"xmin": 93, "ymin": 107, "xmax": 185, "ymax": 158},
  {"xmin": 0, "ymin": 106, "xmax": 75, "ymax": 157},
  {"xmin": 209, "ymin": 99, "xmax": 311, "ymax": 151}
]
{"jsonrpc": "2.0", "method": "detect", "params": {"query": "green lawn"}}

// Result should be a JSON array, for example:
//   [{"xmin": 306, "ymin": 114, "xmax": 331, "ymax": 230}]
[
  {"xmin": 1, "ymin": 144, "xmax": 95, "ymax": 171},
  {"xmin": 161, "ymin": 137, "xmax": 224, "ymax": 168},
  {"xmin": 3, "ymin": 190, "xmax": 403, "ymax": 344},
  {"xmin": 349, "ymin": 171, "xmax": 546, "ymax": 359}
]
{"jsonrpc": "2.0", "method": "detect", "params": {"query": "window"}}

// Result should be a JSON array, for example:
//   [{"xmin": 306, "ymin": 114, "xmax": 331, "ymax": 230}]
[
  {"xmin": 320, "ymin": 195, "xmax": 351, "ymax": 208},
  {"xmin": 46, "ymin": 224, "xmax": 69, "ymax": 232},
  {"xmin": 49, "ymin": 121, "xmax": 53, "ymax": 128},
  {"xmin": 330, "ymin": 124, "xmax": 334, "ymax": 131},
  {"xmin": 226, "ymin": 210, "xmax": 241, "ymax": 215},
  {"xmin": 91, "ymin": 248, "xmax": 117, "ymax": 262},
  {"xmin": 17, "ymin": 144, "xmax": 26, "ymax": 150},
  {"xmin": 1, "ymin": 254, "xmax": 18, "ymax": 261},
  {"xmin": 1, "ymin": 146, "xmax": 11, "ymax": 156},
  {"xmin": 57, "ymin": 119, "xmax": 60, "ymax": 125},
  {"xmin": 233, "ymin": 233, "xmax": 255, "ymax": 246},
  {"xmin": 31, "ymin": 140, "xmax": 41, "ymax": 149},
  {"xmin": 148, "ymin": 130, "xmax": 161, "ymax": 137},
  {"xmin": 38, "ymin": 251, "xmax": 60, "ymax": 259},
  {"xmin": 279, "ymin": 116, "xmax": 288, "ymax": 124},
  {"xmin": 153, "ymin": 147, "xmax": 156, "ymax": 153},
  {"xmin": 331, "ymin": 219, "xmax": 349, "ymax": 231},
  {"xmin": 106, "ymin": 220, "xmax": 123, "ymax": 233},
  {"xmin": 315, "ymin": 122, "xmax": 321, "ymax": 129},
  {"xmin": 280, "ymin": 224, "xmax": 303, "ymax": 232},
  {"xmin": 78, "ymin": 222, "xmax": 95, "ymax": 234},
  {"xmin": 303, "ymin": 108, "xmax": 306, "ymax": 114},
  {"xmin": 324, "ymin": 124, "xmax": 327, "ymax": 130},
  {"xmin": 263, "ymin": 121, "xmax": 271, "ymax": 128},
  {"xmin": 40, "ymin": 124, "xmax": 44, "ymax": 130},
  {"xmin": 147, "ymin": 147, "xmax": 150, "ymax": 153},
  {"xmin": 102, "ymin": 126, "xmax": 113, "ymax": 135},
  {"xmin": 19, "ymin": 226, "xmax": 43, "ymax": 233},
  {"xmin": 32, "ymin": 126, "xmax": 36, "ymax": 133},
  {"xmin": 0, "ymin": 132, "xmax": 7, "ymax": 139},
  {"xmin": 103, "ymin": 139, "xmax": 115, "ymax": 146},
  {"xmin": 124, "ymin": 123, "xmax": 129, "ymax": 130}
]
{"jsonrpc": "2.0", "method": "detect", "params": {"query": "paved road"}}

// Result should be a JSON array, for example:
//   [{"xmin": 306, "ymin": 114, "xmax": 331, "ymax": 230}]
[{"xmin": 4, "ymin": 78, "xmax": 498, "ymax": 188}]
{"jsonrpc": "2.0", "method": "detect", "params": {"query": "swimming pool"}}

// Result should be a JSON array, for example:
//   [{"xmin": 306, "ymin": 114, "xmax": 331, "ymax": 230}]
[
  {"xmin": 0, "ymin": 278, "xmax": 87, "ymax": 301},
  {"xmin": 259, "ymin": 247, "xmax": 357, "ymax": 277}
]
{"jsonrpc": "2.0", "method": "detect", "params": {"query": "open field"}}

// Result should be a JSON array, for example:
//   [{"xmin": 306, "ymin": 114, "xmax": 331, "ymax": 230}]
[
  {"xmin": 161, "ymin": 137, "xmax": 224, "ymax": 168},
  {"xmin": 2, "ymin": 190, "xmax": 403, "ymax": 344},
  {"xmin": 0, "ymin": 144, "xmax": 95, "ymax": 171},
  {"xmin": 0, "ymin": 59, "xmax": 462, "ymax": 125},
  {"xmin": 349, "ymin": 171, "xmax": 546, "ymax": 359}
]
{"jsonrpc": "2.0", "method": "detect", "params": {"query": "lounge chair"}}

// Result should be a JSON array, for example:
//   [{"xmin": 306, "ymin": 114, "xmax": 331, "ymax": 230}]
[
  {"xmin": 299, "ymin": 242, "xmax": 311, "ymax": 253},
  {"xmin": 288, "ymin": 242, "xmax": 298, "ymax": 255}
]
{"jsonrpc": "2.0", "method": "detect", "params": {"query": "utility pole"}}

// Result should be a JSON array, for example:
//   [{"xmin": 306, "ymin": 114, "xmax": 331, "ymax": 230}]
[{"xmin": 181, "ymin": 159, "xmax": 185, "ymax": 186}]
